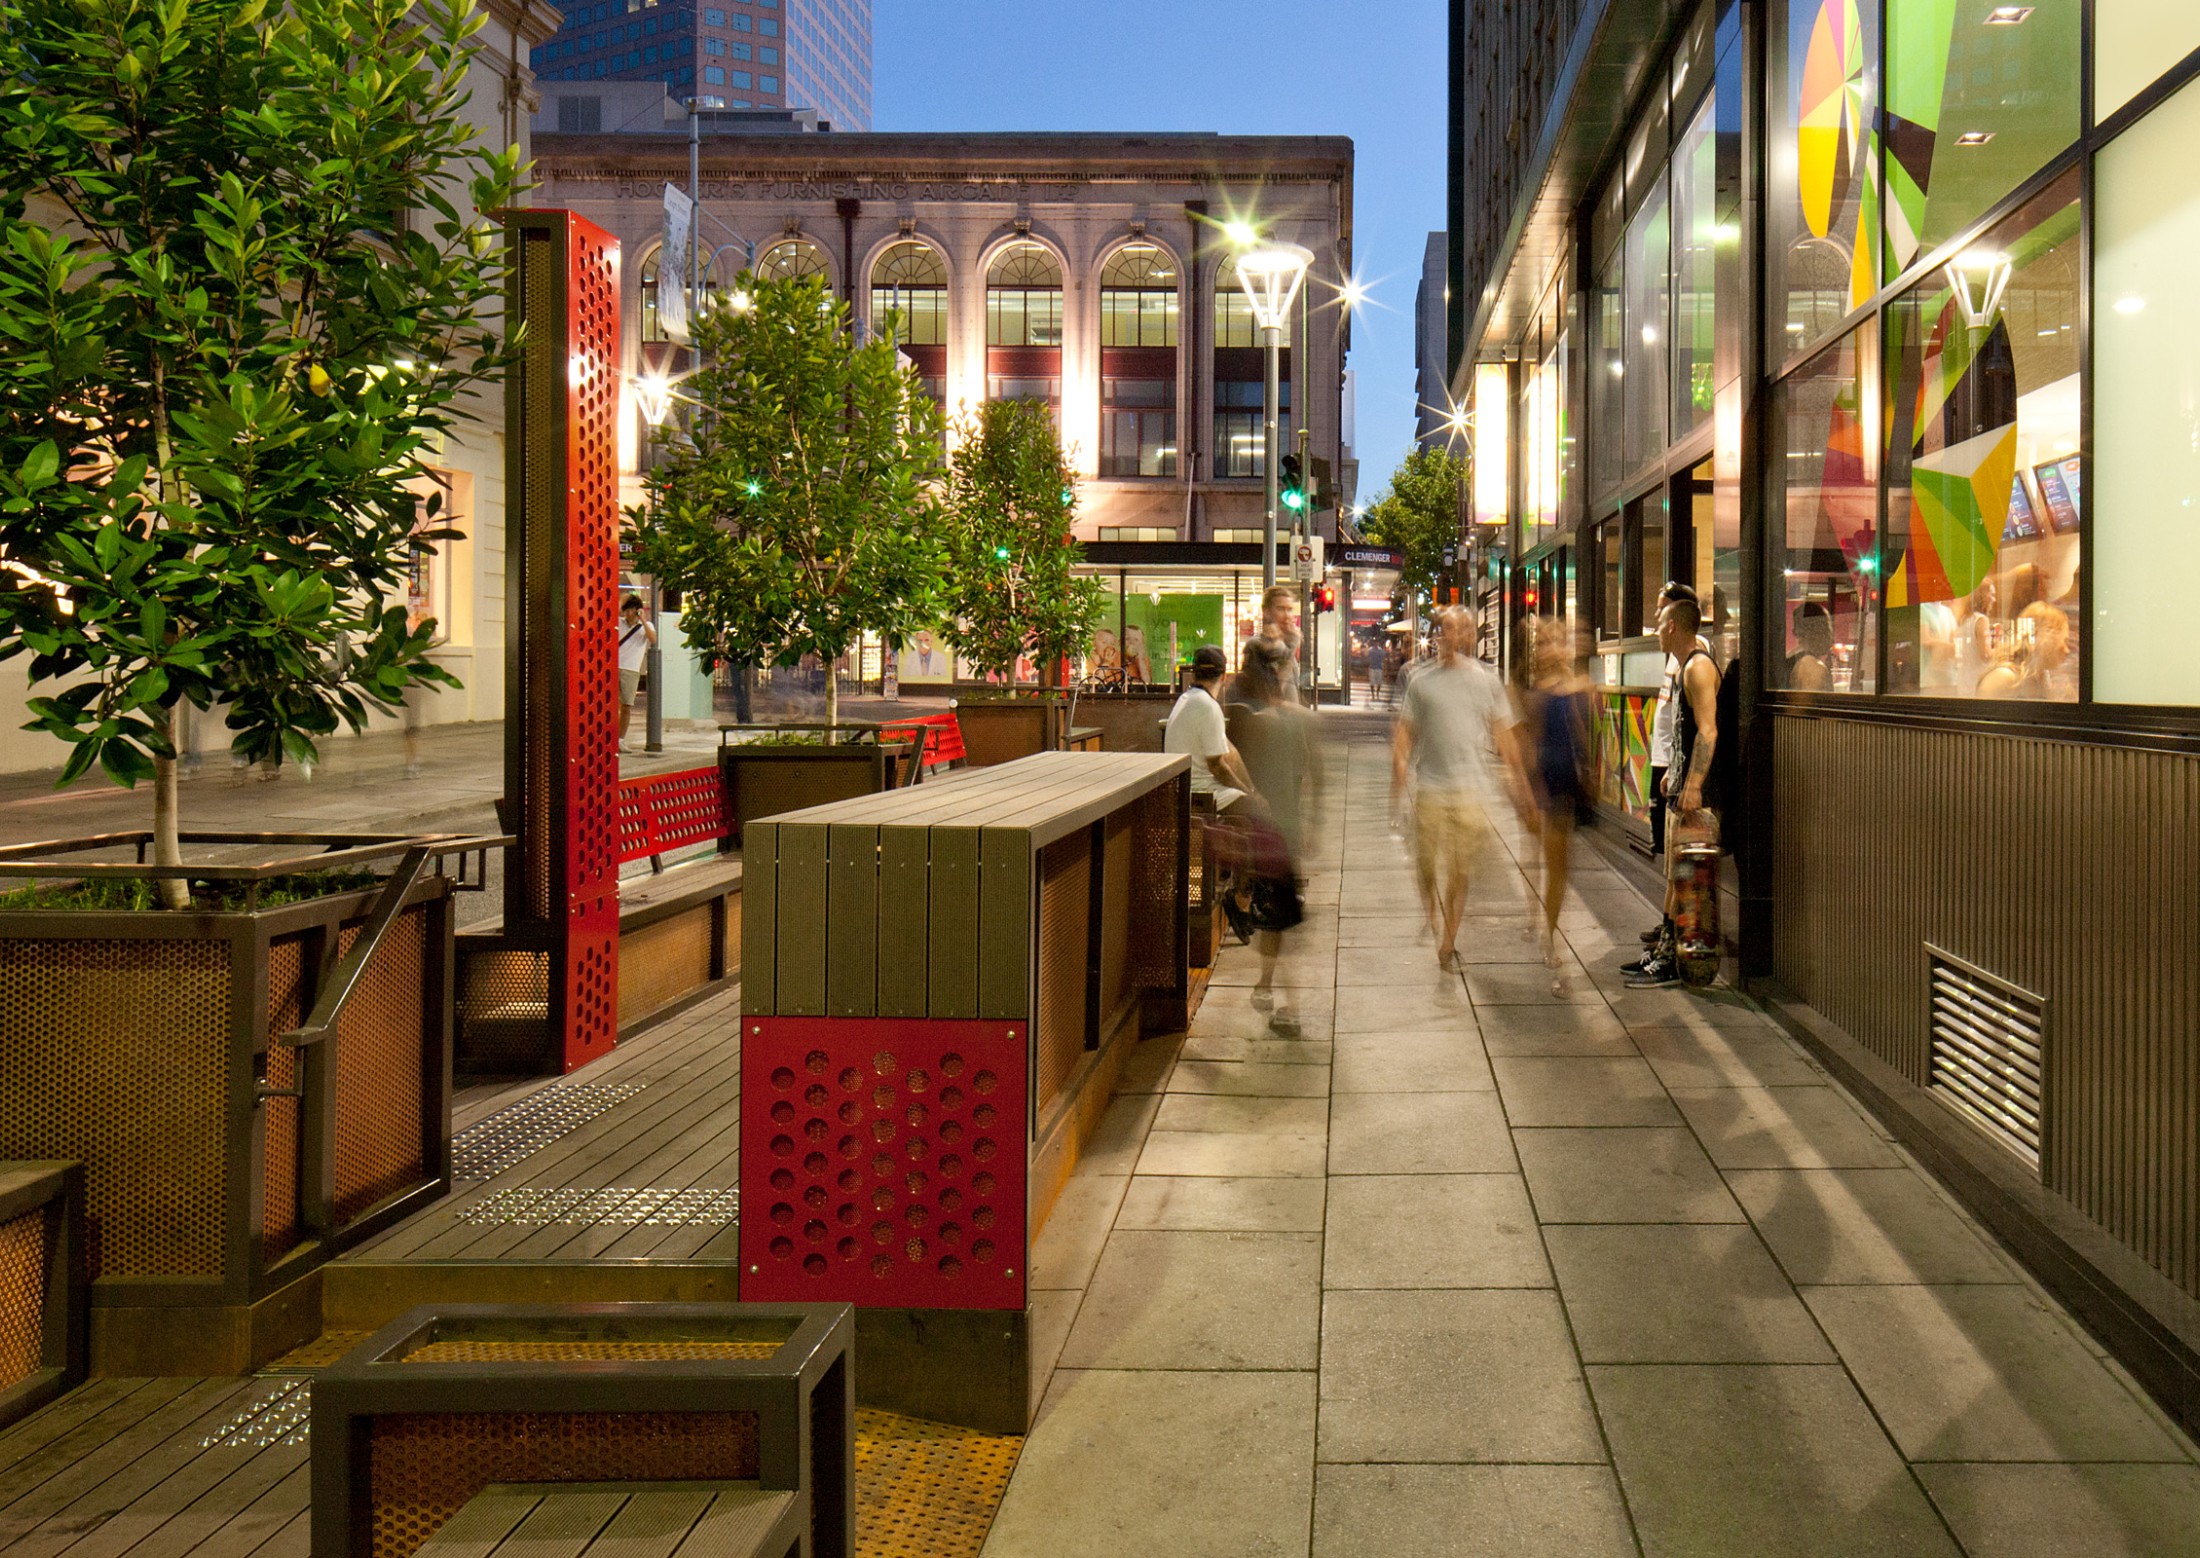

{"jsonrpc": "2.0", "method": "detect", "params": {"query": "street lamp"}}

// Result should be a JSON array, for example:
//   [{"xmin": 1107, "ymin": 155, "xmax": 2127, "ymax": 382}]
[{"xmin": 1235, "ymin": 240, "xmax": 1313, "ymax": 588}]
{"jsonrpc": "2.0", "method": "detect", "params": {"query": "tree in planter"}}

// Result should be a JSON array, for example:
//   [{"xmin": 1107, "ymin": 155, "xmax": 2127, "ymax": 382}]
[
  {"xmin": 629, "ymin": 274, "xmax": 946, "ymax": 733},
  {"xmin": 1363, "ymin": 444, "xmax": 1470, "ymax": 604},
  {"xmin": 0, "ymin": 0, "xmax": 520, "ymax": 907},
  {"xmin": 938, "ymin": 399, "xmax": 1105, "ymax": 686}
]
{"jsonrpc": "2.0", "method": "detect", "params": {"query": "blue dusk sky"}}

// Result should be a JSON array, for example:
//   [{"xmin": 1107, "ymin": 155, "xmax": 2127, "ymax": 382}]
[{"xmin": 873, "ymin": 0, "xmax": 1447, "ymax": 503}]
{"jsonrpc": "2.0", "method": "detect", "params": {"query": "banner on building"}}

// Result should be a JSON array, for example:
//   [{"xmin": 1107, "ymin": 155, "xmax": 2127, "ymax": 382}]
[{"xmin": 659, "ymin": 183, "xmax": 694, "ymax": 345}]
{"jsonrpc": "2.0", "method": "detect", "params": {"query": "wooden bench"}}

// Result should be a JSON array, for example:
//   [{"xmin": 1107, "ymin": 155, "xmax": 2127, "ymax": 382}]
[
  {"xmin": 878, "ymin": 711, "xmax": 965, "ymax": 780},
  {"xmin": 421, "ymin": 1482, "xmax": 801, "ymax": 1557},
  {"xmin": 310, "ymin": 1301, "xmax": 852, "ymax": 1558},
  {"xmin": 739, "ymin": 752, "xmax": 1192, "ymax": 1432}
]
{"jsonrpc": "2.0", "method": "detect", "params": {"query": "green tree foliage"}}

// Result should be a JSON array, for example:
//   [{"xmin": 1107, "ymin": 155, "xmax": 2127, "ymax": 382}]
[
  {"xmin": 1363, "ymin": 446, "xmax": 1469, "ymax": 601},
  {"xmin": 629, "ymin": 274, "xmax": 946, "ymax": 728},
  {"xmin": 0, "ymin": 0, "xmax": 521, "ymax": 903},
  {"xmin": 938, "ymin": 399, "xmax": 1104, "ymax": 684}
]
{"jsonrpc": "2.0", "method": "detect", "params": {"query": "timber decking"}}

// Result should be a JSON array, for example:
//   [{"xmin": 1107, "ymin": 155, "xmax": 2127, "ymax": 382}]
[
  {"xmin": 341, "ymin": 986, "xmax": 744, "ymax": 1268},
  {"xmin": 417, "ymin": 1483, "xmax": 798, "ymax": 1556}
]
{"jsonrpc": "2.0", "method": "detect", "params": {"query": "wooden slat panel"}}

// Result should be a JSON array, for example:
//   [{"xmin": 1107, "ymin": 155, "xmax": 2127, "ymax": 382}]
[
  {"xmin": 681, "ymin": 1485, "xmax": 798, "ymax": 1553},
  {"xmin": 590, "ymin": 1484, "xmax": 718, "ymax": 1555},
  {"xmin": 977, "ymin": 824, "xmax": 1033, "ymax": 1023},
  {"xmin": 740, "ymin": 821, "xmax": 777, "ymax": 1016},
  {"xmin": 1774, "ymin": 714, "xmax": 2200, "ymax": 1300},
  {"xmin": 773, "ymin": 824, "xmax": 828, "ymax": 1017},
  {"xmin": 416, "ymin": 1485, "xmax": 545, "ymax": 1555},
  {"xmin": 927, "ymin": 829, "xmax": 981, "ymax": 1020},
  {"xmin": 876, "ymin": 826, "xmax": 932, "ymax": 1019},
  {"xmin": 826, "ymin": 823, "xmax": 879, "ymax": 1019}
]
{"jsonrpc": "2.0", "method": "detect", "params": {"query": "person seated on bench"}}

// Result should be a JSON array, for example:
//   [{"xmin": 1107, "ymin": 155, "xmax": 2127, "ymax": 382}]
[{"xmin": 1166, "ymin": 644, "xmax": 1259, "ymax": 942}]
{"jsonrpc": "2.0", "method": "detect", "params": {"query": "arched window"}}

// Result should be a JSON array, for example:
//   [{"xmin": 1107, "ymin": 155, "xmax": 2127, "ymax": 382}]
[
  {"xmin": 986, "ymin": 242, "xmax": 1063, "ymax": 348},
  {"xmin": 1100, "ymin": 243, "xmax": 1178, "ymax": 347},
  {"xmin": 640, "ymin": 249, "xmax": 668, "ymax": 344},
  {"xmin": 986, "ymin": 240, "xmax": 1063, "ymax": 408},
  {"xmin": 755, "ymin": 237, "xmax": 829, "ymax": 283},
  {"xmin": 1099, "ymin": 243, "xmax": 1179, "ymax": 478},
  {"xmin": 1212, "ymin": 254, "xmax": 1289, "ymax": 478},
  {"xmin": 870, "ymin": 241, "xmax": 947, "ymax": 347}
]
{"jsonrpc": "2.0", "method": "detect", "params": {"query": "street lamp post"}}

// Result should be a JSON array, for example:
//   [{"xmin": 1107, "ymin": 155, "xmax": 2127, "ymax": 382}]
[{"xmin": 1235, "ymin": 241, "xmax": 1313, "ymax": 590}]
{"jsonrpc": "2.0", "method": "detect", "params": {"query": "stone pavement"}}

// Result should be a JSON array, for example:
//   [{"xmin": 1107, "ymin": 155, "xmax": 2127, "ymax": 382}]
[{"xmin": 981, "ymin": 723, "xmax": 2200, "ymax": 1557}]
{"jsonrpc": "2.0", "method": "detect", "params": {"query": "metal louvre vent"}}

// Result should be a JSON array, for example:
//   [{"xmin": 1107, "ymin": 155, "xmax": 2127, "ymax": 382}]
[{"xmin": 1927, "ymin": 948, "xmax": 2046, "ymax": 1171}]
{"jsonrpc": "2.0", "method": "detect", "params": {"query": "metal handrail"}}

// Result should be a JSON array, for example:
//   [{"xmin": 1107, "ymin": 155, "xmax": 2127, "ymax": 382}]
[
  {"xmin": 278, "ymin": 844, "xmax": 435, "ymax": 1050},
  {"xmin": 0, "ymin": 830, "xmax": 507, "ymax": 883}
]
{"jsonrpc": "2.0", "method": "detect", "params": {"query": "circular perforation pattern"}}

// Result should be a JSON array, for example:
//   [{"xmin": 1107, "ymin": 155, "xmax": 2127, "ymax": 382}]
[{"xmin": 767, "ymin": 1049, "xmax": 1003, "ymax": 1284}]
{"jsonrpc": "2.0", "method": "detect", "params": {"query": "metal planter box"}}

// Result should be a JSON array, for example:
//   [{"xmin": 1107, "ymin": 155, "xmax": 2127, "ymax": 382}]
[
  {"xmin": 952, "ymin": 697, "xmax": 1066, "ymax": 768},
  {"xmin": 0, "ymin": 841, "xmax": 468, "ymax": 1374},
  {"xmin": 720, "ymin": 744, "xmax": 911, "ymax": 844}
]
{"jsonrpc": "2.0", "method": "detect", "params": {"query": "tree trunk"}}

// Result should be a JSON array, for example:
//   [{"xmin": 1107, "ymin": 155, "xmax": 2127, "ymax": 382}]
[
  {"xmin": 824, "ymin": 663, "xmax": 838, "ymax": 743},
  {"xmin": 150, "ymin": 719, "xmax": 188, "ymax": 910}
]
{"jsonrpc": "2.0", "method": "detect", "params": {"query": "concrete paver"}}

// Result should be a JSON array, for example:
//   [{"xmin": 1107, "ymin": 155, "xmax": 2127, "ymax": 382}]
[{"xmin": 982, "ymin": 720, "xmax": 2197, "ymax": 1557}]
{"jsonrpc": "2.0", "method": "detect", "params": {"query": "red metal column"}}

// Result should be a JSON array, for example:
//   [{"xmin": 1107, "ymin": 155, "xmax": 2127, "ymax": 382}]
[{"xmin": 504, "ymin": 210, "xmax": 622, "ymax": 1072}]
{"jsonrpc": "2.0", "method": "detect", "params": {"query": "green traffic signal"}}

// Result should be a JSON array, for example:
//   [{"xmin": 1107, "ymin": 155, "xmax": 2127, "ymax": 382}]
[{"xmin": 1281, "ymin": 487, "xmax": 1307, "ymax": 512}]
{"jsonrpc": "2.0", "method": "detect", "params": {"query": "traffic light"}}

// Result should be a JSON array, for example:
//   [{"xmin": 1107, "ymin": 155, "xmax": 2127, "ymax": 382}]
[
  {"xmin": 1280, "ymin": 453, "xmax": 1306, "ymax": 513},
  {"xmin": 1315, "ymin": 585, "xmax": 1337, "ymax": 614},
  {"xmin": 1309, "ymin": 456, "xmax": 1335, "ymax": 513}
]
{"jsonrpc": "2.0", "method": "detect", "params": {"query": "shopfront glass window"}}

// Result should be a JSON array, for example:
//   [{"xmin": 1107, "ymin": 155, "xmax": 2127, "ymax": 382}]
[
  {"xmin": 756, "ymin": 237, "xmax": 828, "ymax": 283},
  {"xmin": 986, "ymin": 242, "xmax": 1064, "ymax": 347},
  {"xmin": 1100, "ymin": 244, "xmax": 1180, "ymax": 347},
  {"xmin": 1769, "ymin": 0, "xmax": 1880, "ymax": 359},
  {"xmin": 1631, "ymin": 490, "xmax": 1668, "ymax": 637},
  {"xmin": 1589, "ymin": 247, "xmax": 1624, "ymax": 497},
  {"xmin": 2096, "ymin": 0, "xmax": 2200, "ymax": 122},
  {"xmin": 1885, "ymin": 0, "xmax": 2080, "ymax": 280},
  {"xmin": 1774, "ymin": 328, "xmax": 1877, "ymax": 691},
  {"xmin": 1883, "ymin": 172, "xmax": 2078, "ymax": 700},
  {"xmin": 2094, "ymin": 75, "xmax": 2200, "ymax": 706},
  {"xmin": 869, "ymin": 240, "xmax": 946, "ymax": 347},
  {"xmin": 1598, "ymin": 519, "xmax": 1622, "ymax": 641},
  {"xmin": 1670, "ymin": 91, "xmax": 1717, "ymax": 435},
  {"xmin": 1622, "ymin": 182, "xmax": 1670, "ymax": 476}
]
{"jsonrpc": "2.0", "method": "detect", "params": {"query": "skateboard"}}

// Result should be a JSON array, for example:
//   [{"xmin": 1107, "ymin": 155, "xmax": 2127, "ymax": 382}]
[{"xmin": 1668, "ymin": 811, "xmax": 1721, "ymax": 988}]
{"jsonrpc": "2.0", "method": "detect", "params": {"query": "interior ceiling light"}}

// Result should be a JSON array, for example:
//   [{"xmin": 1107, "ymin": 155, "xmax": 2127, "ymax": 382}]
[
  {"xmin": 1955, "ymin": 130, "xmax": 1995, "ymax": 147},
  {"xmin": 1984, "ymin": 5, "xmax": 2033, "ymax": 22}
]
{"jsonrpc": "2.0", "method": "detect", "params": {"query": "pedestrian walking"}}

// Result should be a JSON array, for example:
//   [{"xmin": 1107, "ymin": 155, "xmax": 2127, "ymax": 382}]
[
  {"xmin": 1521, "ymin": 621, "xmax": 1596, "ymax": 991},
  {"xmin": 1392, "ymin": 606, "xmax": 1518, "ymax": 970},
  {"xmin": 616, "ymin": 594, "xmax": 655, "ymax": 753},
  {"xmin": 1228, "ymin": 637, "xmax": 1316, "ymax": 1034}
]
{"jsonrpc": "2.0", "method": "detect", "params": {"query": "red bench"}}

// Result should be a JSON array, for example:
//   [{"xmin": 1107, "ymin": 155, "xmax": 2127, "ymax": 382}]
[
  {"xmin": 879, "ymin": 711, "xmax": 965, "ymax": 782},
  {"xmin": 616, "ymin": 765, "xmax": 731, "ymax": 870}
]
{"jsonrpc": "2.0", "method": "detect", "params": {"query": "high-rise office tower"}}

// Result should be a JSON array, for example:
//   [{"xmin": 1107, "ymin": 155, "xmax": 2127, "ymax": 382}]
[
  {"xmin": 535, "ymin": 0, "xmax": 870, "ymax": 131},
  {"xmin": 785, "ymin": 0, "xmax": 871, "ymax": 133}
]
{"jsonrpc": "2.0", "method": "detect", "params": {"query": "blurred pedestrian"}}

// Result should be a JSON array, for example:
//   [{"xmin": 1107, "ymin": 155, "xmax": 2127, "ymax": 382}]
[
  {"xmin": 1166, "ymin": 644, "xmax": 1260, "ymax": 943},
  {"xmin": 1521, "ymin": 622, "xmax": 1596, "ymax": 990},
  {"xmin": 1393, "ymin": 606, "xmax": 1517, "ymax": 970},
  {"xmin": 1228, "ymin": 637, "xmax": 1316, "ymax": 1034}
]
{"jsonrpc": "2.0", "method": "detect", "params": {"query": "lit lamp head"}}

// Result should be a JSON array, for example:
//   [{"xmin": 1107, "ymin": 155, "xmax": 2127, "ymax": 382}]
[
  {"xmin": 1235, "ymin": 240, "xmax": 1315, "ymax": 332},
  {"xmin": 634, "ymin": 373, "xmax": 674, "ymax": 426},
  {"xmin": 685, "ymin": 95, "xmax": 727, "ymax": 114}
]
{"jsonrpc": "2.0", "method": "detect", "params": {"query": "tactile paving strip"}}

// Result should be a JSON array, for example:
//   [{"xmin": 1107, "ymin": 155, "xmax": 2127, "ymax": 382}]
[
  {"xmin": 450, "ymin": 1083, "xmax": 647, "ymax": 1180},
  {"xmin": 853, "ymin": 1407, "xmax": 1023, "ymax": 1558},
  {"xmin": 200, "ymin": 1378, "xmax": 312, "ymax": 1449},
  {"xmin": 452, "ymin": 1185, "xmax": 739, "ymax": 1228}
]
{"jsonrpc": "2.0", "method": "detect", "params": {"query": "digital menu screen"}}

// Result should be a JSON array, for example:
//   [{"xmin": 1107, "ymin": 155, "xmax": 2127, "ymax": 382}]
[
  {"xmin": 2003, "ymin": 474, "xmax": 2041, "ymax": 542},
  {"xmin": 2033, "ymin": 457, "xmax": 2081, "ymax": 533}
]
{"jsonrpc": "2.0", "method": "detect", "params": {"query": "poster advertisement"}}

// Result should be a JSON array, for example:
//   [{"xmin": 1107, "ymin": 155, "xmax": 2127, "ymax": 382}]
[
  {"xmin": 894, "ymin": 628, "xmax": 953, "ymax": 684},
  {"xmin": 1109, "ymin": 593, "xmax": 1224, "ymax": 682}
]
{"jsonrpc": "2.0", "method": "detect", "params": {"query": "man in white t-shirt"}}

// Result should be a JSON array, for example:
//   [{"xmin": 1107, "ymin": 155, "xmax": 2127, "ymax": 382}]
[
  {"xmin": 616, "ymin": 594, "xmax": 656, "ymax": 753},
  {"xmin": 1166, "ymin": 645, "xmax": 1254, "ymax": 810},
  {"xmin": 1393, "ymin": 606, "xmax": 1518, "ymax": 969}
]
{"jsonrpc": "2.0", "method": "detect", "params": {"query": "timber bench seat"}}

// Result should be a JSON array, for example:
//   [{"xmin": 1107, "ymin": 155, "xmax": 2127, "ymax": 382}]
[
  {"xmin": 420, "ymin": 1481, "xmax": 801, "ymax": 1557},
  {"xmin": 310, "ymin": 1301, "xmax": 852, "ymax": 1558},
  {"xmin": 739, "ymin": 751, "xmax": 1192, "ymax": 1432}
]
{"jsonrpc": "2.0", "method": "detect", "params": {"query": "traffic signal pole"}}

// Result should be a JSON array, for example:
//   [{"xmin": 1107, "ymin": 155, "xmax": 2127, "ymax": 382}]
[{"xmin": 1296, "ymin": 426, "xmax": 1314, "ymax": 699}]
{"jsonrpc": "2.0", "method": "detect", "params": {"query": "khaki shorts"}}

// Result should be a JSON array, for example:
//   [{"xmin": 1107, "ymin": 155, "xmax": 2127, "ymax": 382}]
[
  {"xmin": 1414, "ymin": 791, "xmax": 1490, "ymax": 894},
  {"xmin": 619, "ymin": 667, "xmax": 642, "ymax": 705}
]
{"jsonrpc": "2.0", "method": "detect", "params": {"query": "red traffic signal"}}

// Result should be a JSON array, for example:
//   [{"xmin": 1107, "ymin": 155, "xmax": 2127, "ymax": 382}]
[{"xmin": 1315, "ymin": 585, "xmax": 1337, "ymax": 614}]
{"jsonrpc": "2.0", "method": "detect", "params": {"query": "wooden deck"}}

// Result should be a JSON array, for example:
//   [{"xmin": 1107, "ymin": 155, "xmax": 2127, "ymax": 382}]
[{"xmin": 345, "ymin": 984, "xmax": 745, "ymax": 1269}]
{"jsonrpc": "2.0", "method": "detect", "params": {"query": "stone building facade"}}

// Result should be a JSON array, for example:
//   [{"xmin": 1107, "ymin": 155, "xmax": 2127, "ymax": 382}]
[{"xmin": 528, "ymin": 131, "xmax": 1357, "ymax": 544}]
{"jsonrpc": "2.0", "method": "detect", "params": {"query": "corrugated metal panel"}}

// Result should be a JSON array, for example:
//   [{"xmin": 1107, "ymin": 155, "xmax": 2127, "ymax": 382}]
[{"xmin": 1775, "ymin": 715, "xmax": 2200, "ymax": 1296}]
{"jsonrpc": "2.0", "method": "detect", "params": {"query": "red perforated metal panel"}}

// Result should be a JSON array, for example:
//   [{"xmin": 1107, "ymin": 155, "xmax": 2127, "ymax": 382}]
[
  {"xmin": 742, "ymin": 1017, "xmax": 1027, "ymax": 1311},
  {"xmin": 562, "ymin": 212, "xmax": 621, "ymax": 1072},
  {"xmin": 616, "ymin": 766, "xmax": 730, "ymax": 863}
]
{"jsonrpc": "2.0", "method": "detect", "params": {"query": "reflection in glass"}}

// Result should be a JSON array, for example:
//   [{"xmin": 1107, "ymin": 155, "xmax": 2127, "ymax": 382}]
[
  {"xmin": 1589, "ymin": 248, "xmax": 1624, "ymax": 496},
  {"xmin": 1774, "ymin": 329, "xmax": 1877, "ymax": 691},
  {"xmin": 1671, "ymin": 93, "xmax": 1718, "ymax": 435},
  {"xmin": 1622, "ymin": 184, "xmax": 1670, "ymax": 475},
  {"xmin": 1884, "ymin": 175, "xmax": 2079, "ymax": 701},
  {"xmin": 1769, "ymin": 0, "xmax": 1881, "ymax": 357},
  {"xmin": 1884, "ymin": 0, "xmax": 2079, "ymax": 277}
]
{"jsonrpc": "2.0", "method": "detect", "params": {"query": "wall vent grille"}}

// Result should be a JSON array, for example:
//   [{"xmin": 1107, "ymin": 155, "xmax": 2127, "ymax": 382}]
[{"xmin": 1927, "ymin": 947, "xmax": 2046, "ymax": 1172}]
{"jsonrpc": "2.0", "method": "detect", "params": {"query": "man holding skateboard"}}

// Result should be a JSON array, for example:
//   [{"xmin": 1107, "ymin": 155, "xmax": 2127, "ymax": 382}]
[{"xmin": 1629, "ymin": 595, "xmax": 1720, "ymax": 989}]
